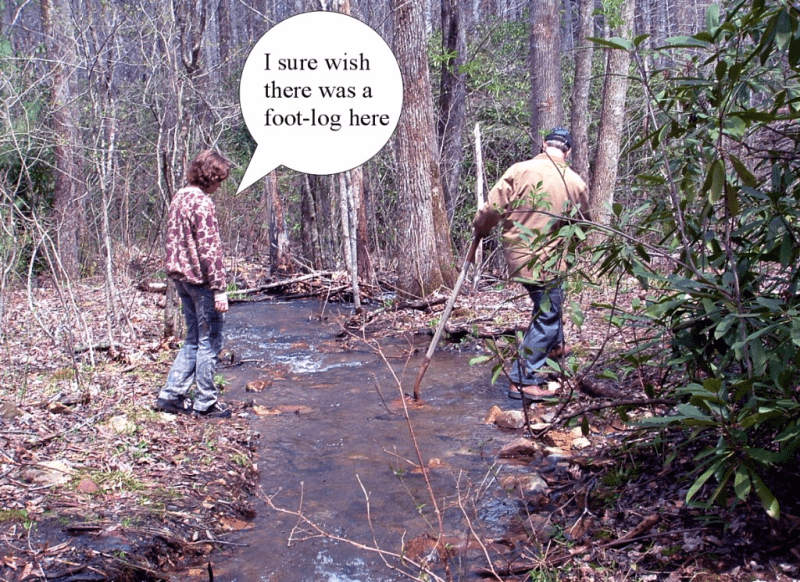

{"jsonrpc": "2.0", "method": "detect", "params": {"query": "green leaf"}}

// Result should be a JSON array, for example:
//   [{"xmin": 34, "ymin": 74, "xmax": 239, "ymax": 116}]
[
  {"xmin": 637, "ymin": 173, "xmax": 667, "ymax": 185},
  {"xmin": 660, "ymin": 35, "xmax": 710, "ymax": 49},
  {"xmin": 791, "ymin": 319, "xmax": 800, "ymax": 347},
  {"xmin": 715, "ymin": 60, "xmax": 727, "ymax": 81},
  {"xmin": 687, "ymin": 460, "xmax": 720, "ymax": 502},
  {"xmin": 469, "ymin": 355, "xmax": 493, "ymax": 366},
  {"xmin": 734, "ymin": 467, "xmax": 752, "ymax": 501},
  {"xmin": 703, "ymin": 378, "xmax": 723, "ymax": 394},
  {"xmin": 750, "ymin": 339, "xmax": 768, "ymax": 376},
  {"xmin": 752, "ymin": 474, "xmax": 780, "ymax": 519},
  {"xmin": 570, "ymin": 300, "xmax": 585, "ymax": 328},
  {"xmin": 581, "ymin": 415, "xmax": 590, "ymax": 437},
  {"xmin": 587, "ymin": 36, "xmax": 632, "ymax": 51},
  {"xmin": 714, "ymin": 315, "xmax": 736, "ymax": 340},
  {"xmin": 724, "ymin": 182, "xmax": 740, "ymax": 217},
  {"xmin": 677, "ymin": 403, "xmax": 714, "ymax": 423},
  {"xmin": 730, "ymin": 155, "xmax": 757, "ymax": 188},
  {"xmin": 790, "ymin": 32, "xmax": 800, "ymax": 67},
  {"xmin": 491, "ymin": 365, "xmax": 504, "ymax": 384},
  {"xmin": 779, "ymin": 233, "xmax": 794, "ymax": 267},
  {"xmin": 775, "ymin": 9, "xmax": 792, "ymax": 50},
  {"xmin": 705, "ymin": 3, "xmax": 720, "ymax": 30},
  {"xmin": 708, "ymin": 159, "xmax": 726, "ymax": 203}
]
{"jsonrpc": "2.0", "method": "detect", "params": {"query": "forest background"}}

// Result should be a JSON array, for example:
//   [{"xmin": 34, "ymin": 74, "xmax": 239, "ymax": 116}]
[{"xmin": 1, "ymin": 0, "xmax": 800, "ymax": 555}]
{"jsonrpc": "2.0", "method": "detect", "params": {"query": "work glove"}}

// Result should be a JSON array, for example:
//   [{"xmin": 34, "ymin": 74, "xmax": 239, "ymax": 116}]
[
  {"xmin": 471, "ymin": 208, "xmax": 497, "ymax": 240},
  {"xmin": 214, "ymin": 291, "xmax": 229, "ymax": 313}
]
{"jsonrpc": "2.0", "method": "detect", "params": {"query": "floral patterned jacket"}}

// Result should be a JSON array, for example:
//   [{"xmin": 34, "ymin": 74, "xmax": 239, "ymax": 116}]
[{"xmin": 164, "ymin": 186, "xmax": 226, "ymax": 293}]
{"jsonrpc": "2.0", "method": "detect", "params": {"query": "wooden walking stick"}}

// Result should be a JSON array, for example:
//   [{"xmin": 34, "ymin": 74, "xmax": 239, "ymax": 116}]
[{"xmin": 412, "ymin": 237, "xmax": 480, "ymax": 401}]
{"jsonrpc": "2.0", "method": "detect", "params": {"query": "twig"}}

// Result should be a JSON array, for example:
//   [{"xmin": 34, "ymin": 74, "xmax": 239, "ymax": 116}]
[
  {"xmin": 29, "ymin": 412, "xmax": 105, "ymax": 448},
  {"xmin": 373, "ymin": 376, "xmax": 401, "ymax": 416},
  {"xmin": 455, "ymin": 473, "xmax": 503, "ymax": 582},
  {"xmin": 233, "ymin": 272, "xmax": 333, "ymax": 296},
  {"xmin": 258, "ymin": 487, "xmax": 446, "ymax": 582},
  {"xmin": 545, "ymin": 397, "xmax": 676, "ymax": 428},
  {"xmin": 185, "ymin": 538, "xmax": 249, "ymax": 547},
  {"xmin": 597, "ymin": 513, "xmax": 660, "ymax": 548}
]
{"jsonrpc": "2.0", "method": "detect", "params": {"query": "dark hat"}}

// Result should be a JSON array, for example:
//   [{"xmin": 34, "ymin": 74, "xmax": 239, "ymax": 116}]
[{"xmin": 544, "ymin": 127, "xmax": 572, "ymax": 149}]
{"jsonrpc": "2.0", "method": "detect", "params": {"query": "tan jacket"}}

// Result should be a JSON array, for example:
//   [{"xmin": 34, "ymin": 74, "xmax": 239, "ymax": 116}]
[{"xmin": 474, "ymin": 152, "xmax": 589, "ymax": 282}]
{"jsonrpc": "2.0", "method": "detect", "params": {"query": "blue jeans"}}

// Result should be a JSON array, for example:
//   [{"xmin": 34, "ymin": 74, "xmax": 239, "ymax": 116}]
[
  {"xmin": 158, "ymin": 279, "xmax": 224, "ymax": 412},
  {"xmin": 508, "ymin": 283, "xmax": 564, "ymax": 386}
]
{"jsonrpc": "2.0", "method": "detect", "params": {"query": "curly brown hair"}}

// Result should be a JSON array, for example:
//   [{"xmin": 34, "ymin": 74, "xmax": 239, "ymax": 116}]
[{"xmin": 186, "ymin": 150, "xmax": 233, "ymax": 191}]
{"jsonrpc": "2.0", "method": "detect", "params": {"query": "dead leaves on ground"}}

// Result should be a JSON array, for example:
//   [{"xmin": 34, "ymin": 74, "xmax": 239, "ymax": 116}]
[{"xmin": 0, "ymin": 284, "xmax": 259, "ymax": 580}]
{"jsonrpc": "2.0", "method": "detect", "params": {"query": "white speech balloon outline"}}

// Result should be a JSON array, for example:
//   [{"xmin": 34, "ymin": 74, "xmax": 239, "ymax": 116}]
[{"xmin": 237, "ymin": 12, "xmax": 403, "ymax": 193}]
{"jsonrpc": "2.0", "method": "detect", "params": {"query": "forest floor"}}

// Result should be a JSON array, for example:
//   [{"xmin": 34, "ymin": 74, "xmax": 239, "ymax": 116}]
[{"xmin": 0, "ymin": 262, "xmax": 799, "ymax": 581}]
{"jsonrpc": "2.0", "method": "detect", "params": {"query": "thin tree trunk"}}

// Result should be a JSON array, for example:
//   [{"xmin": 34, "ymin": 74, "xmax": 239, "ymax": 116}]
[
  {"xmin": 438, "ymin": 0, "xmax": 467, "ymax": 223},
  {"xmin": 265, "ymin": 171, "xmax": 290, "ymax": 273},
  {"xmin": 352, "ymin": 167, "xmax": 374, "ymax": 284},
  {"xmin": 339, "ymin": 171, "xmax": 361, "ymax": 311},
  {"xmin": 570, "ymin": 0, "xmax": 595, "ymax": 182},
  {"xmin": 472, "ymin": 123, "xmax": 485, "ymax": 292},
  {"xmin": 329, "ymin": 0, "xmax": 370, "ymax": 296},
  {"xmin": 41, "ymin": 0, "xmax": 82, "ymax": 281},
  {"xmin": 589, "ymin": 0, "xmax": 634, "ymax": 228},
  {"xmin": 530, "ymin": 0, "xmax": 563, "ymax": 149},
  {"xmin": 300, "ymin": 174, "xmax": 320, "ymax": 269},
  {"xmin": 217, "ymin": 0, "xmax": 231, "ymax": 81}
]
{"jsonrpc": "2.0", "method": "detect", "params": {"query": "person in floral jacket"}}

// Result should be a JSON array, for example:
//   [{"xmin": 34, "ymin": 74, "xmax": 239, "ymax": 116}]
[{"xmin": 155, "ymin": 150, "xmax": 234, "ymax": 418}]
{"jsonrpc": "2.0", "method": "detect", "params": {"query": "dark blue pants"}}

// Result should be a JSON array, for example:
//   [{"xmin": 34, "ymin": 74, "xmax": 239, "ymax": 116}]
[
  {"xmin": 508, "ymin": 283, "xmax": 564, "ymax": 386},
  {"xmin": 158, "ymin": 279, "xmax": 224, "ymax": 412}
]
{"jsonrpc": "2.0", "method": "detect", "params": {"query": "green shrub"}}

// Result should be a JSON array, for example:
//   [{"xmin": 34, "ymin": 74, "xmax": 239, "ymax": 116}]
[{"xmin": 602, "ymin": 0, "xmax": 800, "ymax": 518}]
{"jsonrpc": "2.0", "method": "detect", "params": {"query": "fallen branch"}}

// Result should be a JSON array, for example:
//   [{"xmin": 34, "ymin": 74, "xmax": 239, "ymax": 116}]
[
  {"xmin": 600, "ymin": 513, "xmax": 660, "ymax": 548},
  {"xmin": 232, "ymin": 272, "xmax": 333, "ymax": 296},
  {"xmin": 74, "ymin": 341, "xmax": 125, "ymax": 354},
  {"xmin": 394, "ymin": 296, "xmax": 447, "ymax": 312},
  {"xmin": 553, "ymin": 397, "xmax": 677, "ymax": 426}
]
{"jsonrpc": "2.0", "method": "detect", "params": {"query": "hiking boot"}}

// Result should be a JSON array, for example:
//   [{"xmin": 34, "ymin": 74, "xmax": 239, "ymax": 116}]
[
  {"xmin": 548, "ymin": 345, "xmax": 572, "ymax": 359},
  {"xmin": 193, "ymin": 401, "xmax": 232, "ymax": 419},
  {"xmin": 507, "ymin": 383, "xmax": 558, "ymax": 402},
  {"xmin": 154, "ymin": 397, "xmax": 192, "ymax": 415}
]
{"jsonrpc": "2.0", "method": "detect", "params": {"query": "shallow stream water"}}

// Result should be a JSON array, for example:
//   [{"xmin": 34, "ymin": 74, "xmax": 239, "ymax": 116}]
[{"xmin": 213, "ymin": 299, "xmax": 527, "ymax": 581}]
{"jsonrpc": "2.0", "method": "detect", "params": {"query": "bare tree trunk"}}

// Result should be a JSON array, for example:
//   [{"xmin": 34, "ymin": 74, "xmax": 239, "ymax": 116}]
[
  {"xmin": 339, "ymin": 171, "xmax": 361, "ymax": 311},
  {"xmin": 328, "ymin": 0, "xmax": 370, "ymax": 297},
  {"xmin": 438, "ymin": 0, "xmax": 467, "ymax": 223},
  {"xmin": 41, "ymin": 0, "xmax": 83, "ymax": 281},
  {"xmin": 352, "ymin": 167, "xmax": 374, "ymax": 284},
  {"xmin": 589, "ymin": 0, "xmax": 634, "ymax": 227},
  {"xmin": 530, "ymin": 0, "xmax": 563, "ymax": 149},
  {"xmin": 217, "ymin": 0, "xmax": 231, "ymax": 81},
  {"xmin": 392, "ymin": 0, "xmax": 456, "ymax": 298},
  {"xmin": 472, "ymin": 123, "xmax": 485, "ymax": 292},
  {"xmin": 265, "ymin": 171, "xmax": 291, "ymax": 273},
  {"xmin": 570, "ymin": 0, "xmax": 595, "ymax": 182},
  {"xmin": 300, "ymin": 174, "xmax": 321, "ymax": 269}
]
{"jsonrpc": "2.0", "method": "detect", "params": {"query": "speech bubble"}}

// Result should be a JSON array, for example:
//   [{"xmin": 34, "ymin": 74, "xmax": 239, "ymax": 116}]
[{"xmin": 237, "ymin": 12, "xmax": 403, "ymax": 193}]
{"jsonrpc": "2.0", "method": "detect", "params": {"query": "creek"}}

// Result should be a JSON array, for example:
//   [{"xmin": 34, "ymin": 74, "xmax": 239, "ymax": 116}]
[{"xmin": 213, "ymin": 299, "xmax": 529, "ymax": 581}]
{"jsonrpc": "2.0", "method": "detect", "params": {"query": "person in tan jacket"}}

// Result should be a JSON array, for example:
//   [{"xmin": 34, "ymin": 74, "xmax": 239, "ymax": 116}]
[{"xmin": 472, "ymin": 128, "xmax": 589, "ymax": 401}]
